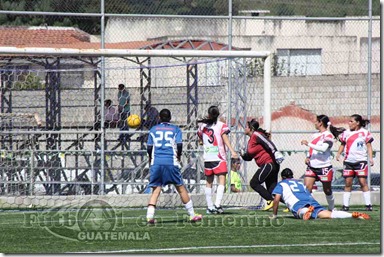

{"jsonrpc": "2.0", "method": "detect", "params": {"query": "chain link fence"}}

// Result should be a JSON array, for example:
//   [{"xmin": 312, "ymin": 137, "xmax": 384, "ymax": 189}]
[{"xmin": 0, "ymin": 1, "xmax": 380, "ymax": 207}]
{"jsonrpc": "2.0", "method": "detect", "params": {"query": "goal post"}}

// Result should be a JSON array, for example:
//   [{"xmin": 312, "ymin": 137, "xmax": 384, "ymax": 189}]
[{"xmin": 0, "ymin": 46, "xmax": 271, "ymax": 209}]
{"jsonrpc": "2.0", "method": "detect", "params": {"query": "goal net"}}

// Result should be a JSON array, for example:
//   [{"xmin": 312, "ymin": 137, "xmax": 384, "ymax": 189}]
[{"xmin": 0, "ymin": 47, "xmax": 271, "ymax": 210}]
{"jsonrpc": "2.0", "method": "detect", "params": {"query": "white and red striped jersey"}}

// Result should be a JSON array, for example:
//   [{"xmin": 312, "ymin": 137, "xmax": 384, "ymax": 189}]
[
  {"xmin": 309, "ymin": 131, "xmax": 334, "ymax": 168},
  {"xmin": 340, "ymin": 128, "xmax": 374, "ymax": 163},
  {"xmin": 197, "ymin": 121, "xmax": 230, "ymax": 162}
]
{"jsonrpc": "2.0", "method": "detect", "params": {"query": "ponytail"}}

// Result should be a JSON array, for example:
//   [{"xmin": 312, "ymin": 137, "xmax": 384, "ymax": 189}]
[
  {"xmin": 351, "ymin": 114, "xmax": 370, "ymax": 128},
  {"xmin": 197, "ymin": 105, "xmax": 220, "ymax": 126},
  {"xmin": 329, "ymin": 125, "xmax": 346, "ymax": 142}
]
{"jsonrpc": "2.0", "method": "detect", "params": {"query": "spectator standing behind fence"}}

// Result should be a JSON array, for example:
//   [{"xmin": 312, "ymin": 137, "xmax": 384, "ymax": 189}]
[
  {"xmin": 300, "ymin": 114, "xmax": 335, "ymax": 211},
  {"xmin": 138, "ymin": 103, "xmax": 160, "ymax": 143},
  {"xmin": 117, "ymin": 84, "xmax": 131, "ymax": 142},
  {"xmin": 271, "ymin": 168, "xmax": 370, "ymax": 220},
  {"xmin": 197, "ymin": 105, "xmax": 238, "ymax": 215},
  {"xmin": 226, "ymin": 158, "xmax": 242, "ymax": 193},
  {"xmin": 146, "ymin": 109, "xmax": 202, "ymax": 224},
  {"xmin": 104, "ymin": 99, "xmax": 119, "ymax": 128},
  {"xmin": 330, "ymin": 114, "xmax": 374, "ymax": 212},
  {"xmin": 240, "ymin": 119, "xmax": 284, "ymax": 211},
  {"xmin": 142, "ymin": 102, "xmax": 159, "ymax": 129}
]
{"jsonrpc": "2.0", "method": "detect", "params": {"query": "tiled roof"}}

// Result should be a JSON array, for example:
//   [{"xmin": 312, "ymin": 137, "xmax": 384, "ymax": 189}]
[
  {"xmin": 0, "ymin": 26, "xmax": 246, "ymax": 50},
  {"xmin": 0, "ymin": 26, "xmax": 91, "ymax": 47},
  {"xmin": 0, "ymin": 26, "xmax": 162, "ymax": 49}
]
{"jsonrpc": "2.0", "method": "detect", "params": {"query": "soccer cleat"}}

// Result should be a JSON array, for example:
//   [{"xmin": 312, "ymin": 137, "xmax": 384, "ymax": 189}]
[
  {"xmin": 206, "ymin": 208, "xmax": 218, "ymax": 214},
  {"xmin": 190, "ymin": 213, "xmax": 203, "ymax": 222},
  {"xmin": 262, "ymin": 200, "xmax": 274, "ymax": 211},
  {"xmin": 365, "ymin": 205, "xmax": 373, "ymax": 211},
  {"xmin": 283, "ymin": 207, "xmax": 290, "ymax": 213},
  {"xmin": 352, "ymin": 212, "xmax": 371, "ymax": 220},
  {"xmin": 342, "ymin": 205, "xmax": 349, "ymax": 211},
  {"xmin": 214, "ymin": 205, "xmax": 224, "ymax": 214},
  {"xmin": 147, "ymin": 218, "xmax": 156, "ymax": 225},
  {"xmin": 303, "ymin": 205, "xmax": 314, "ymax": 220}
]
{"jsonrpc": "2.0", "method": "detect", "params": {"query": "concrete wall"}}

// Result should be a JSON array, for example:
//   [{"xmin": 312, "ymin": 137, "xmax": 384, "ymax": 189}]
[
  {"xmin": 9, "ymin": 73, "xmax": 379, "ymax": 127},
  {"xmin": 106, "ymin": 17, "xmax": 380, "ymax": 74}
]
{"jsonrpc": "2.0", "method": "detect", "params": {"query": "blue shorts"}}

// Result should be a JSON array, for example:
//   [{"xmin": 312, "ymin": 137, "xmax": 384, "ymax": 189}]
[
  {"xmin": 148, "ymin": 164, "xmax": 184, "ymax": 187},
  {"xmin": 291, "ymin": 200, "xmax": 325, "ymax": 219}
]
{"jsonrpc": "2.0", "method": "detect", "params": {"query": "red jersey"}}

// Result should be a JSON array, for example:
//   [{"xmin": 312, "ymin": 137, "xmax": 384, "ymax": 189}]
[{"xmin": 246, "ymin": 131, "xmax": 277, "ymax": 166}]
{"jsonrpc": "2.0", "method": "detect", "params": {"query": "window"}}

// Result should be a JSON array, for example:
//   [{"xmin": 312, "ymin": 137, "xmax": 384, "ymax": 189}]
[{"xmin": 276, "ymin": 49, "xmax": 322, "ymax": 76}]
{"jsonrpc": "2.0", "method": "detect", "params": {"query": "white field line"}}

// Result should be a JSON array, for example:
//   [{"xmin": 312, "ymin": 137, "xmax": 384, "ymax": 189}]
[
  {"xmin": 0, "ymin": 212, "xmax": 291, "ymax": 225},
  {"xmin": 69, "ymin": 242, "xmax": 381, "ymax": 254}
]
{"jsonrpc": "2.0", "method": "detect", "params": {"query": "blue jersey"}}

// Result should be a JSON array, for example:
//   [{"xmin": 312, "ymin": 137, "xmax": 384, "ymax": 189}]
[
  {"xmin": 272, "ymin": 179, "xmax": 315, "ymax": 210},
  {"xmin": 147, "ymin": 122, "xmax": 182, "ymax": 167}
]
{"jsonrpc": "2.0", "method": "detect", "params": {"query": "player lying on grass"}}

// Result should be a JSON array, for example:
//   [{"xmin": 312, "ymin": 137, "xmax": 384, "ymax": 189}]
[
  {"xmin": 146, "ymin": 108, "xmax": 202, "ymax": 224},
  {"xmin": 271, "ymin": 168, "xmax": 371, "ymax": 220}
]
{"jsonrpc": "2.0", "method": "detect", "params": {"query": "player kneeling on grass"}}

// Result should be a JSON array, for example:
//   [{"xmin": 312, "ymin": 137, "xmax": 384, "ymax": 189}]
[
  {"xmin": 271, "ymin": 168, "xmax": 370, "ymax": 221},
  {"xmin": 146, "ymin": 108, "xmax": 202, "ymax": 224}
]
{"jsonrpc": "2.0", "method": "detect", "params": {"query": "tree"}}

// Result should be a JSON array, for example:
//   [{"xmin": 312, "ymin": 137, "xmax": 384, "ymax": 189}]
[{"xmin": 0, "ymin": 0, "xmax": 379, "ymax": 35}]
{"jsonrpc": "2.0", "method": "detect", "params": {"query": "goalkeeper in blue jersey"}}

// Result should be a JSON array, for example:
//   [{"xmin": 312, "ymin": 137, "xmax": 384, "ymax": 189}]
[
  {"xmin": 271, "ymin": 168, "xmax": 370, "ymax": 220},
  {"xmin": 146, "ymin": 109, "xmax": 202, "ymax": 224}
]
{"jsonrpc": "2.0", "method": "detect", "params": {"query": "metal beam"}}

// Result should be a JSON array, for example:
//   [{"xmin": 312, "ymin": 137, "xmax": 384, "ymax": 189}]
[{"xmin": 0, "ymin": 47, "xmax": 270, "ymax": 59}]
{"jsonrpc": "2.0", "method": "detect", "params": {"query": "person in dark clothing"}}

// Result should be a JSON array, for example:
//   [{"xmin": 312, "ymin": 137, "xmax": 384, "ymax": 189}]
[
  {"xmin": 137, "ymin": 103, "xmax": 160, "ymax": 143},
  {"xmin": 240, "ymin": 119, "xmax": 284, "ymax": 211},
  {"xmin": 142, "ymin": 102, "xmax": 159, "ymax": 129}
]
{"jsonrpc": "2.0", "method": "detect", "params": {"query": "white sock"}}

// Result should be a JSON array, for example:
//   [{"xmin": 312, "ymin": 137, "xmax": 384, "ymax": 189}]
[
  {"xmin": 363, "ymin": 191, "xmax": 372, "ymax": 205},
  {"xmin": 343, "ymin": 191, "xmax": 351, "ymax": 207},
  {"xmin": 331, "ymin": 210, "xmax": 352, "ymax": 219},
  {"xmin": 205, "ymin": 187, "xmax": 214, "ymax": 209},
  {"xmin": 184, "ymin": 200, "xmax": 195, "ymax": 217},
  {"xmin": 299, "ymin": 208, "xmax": 308, "ymax": 219},
  {"xmin": 146, "ymin": 205, "xmax": 155, "ymax": 219},
  {"xmin": 326, "ymin": 194, "xmax": 335, "ymax": 210},
  {"xmin": 215, "ymin": 185, "xmax": 225, "ymax": 207}
]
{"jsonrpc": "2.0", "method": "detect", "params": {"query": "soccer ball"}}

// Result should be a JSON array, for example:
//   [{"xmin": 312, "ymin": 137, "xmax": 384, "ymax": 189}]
[{"xmin": 127, "ymin": 114, "xmax": 141, "ymax": 128}]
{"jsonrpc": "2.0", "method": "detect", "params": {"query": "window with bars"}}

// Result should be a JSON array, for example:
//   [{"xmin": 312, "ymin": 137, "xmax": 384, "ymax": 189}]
[{"xmin": 276, "ymin": 49, "xmax": 322, "ymax": 76}]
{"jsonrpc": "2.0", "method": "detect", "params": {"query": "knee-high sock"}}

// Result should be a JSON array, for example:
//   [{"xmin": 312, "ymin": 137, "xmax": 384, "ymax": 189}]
[
  {"xmin": 343, "ymin": 191, "xmax": 351, "ymax": 207},
  {"xmin": 184, "ymin": 200, "xmax": 195, "ymax": 217},
  {"xmin": 205, "ymin": 187, "xmax": 214, "ymax": 209},
  {"xmin": 363, "ymin": 191, "xmax": 371, "ymax": 205},
  {"xmin": 331, "ymin": 210, "xmax": 352, "ymax": 219},
  {"xmin": 215, "ymin": 185, "xmax": 225, "ymax": 207},
  {"xmin": 146, "ymin": 205, "xmax": 155, "ymax": 219}
]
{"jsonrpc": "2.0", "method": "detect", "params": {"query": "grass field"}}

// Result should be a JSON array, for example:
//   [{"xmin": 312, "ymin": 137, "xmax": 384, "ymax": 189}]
[{"xmin": 0, "ymin": 205, "xmax": 380, "ymax": 254}]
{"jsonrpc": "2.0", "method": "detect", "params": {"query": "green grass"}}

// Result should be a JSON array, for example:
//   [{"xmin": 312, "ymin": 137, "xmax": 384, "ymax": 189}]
[{"xmin": 0, "ymin": 205, "xmax": 380, "ymax": 254}]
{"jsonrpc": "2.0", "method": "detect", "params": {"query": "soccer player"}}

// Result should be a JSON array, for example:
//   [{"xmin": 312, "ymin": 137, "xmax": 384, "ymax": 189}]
[
  {"xmin": 146, "ymin": 109, "xmax": 202, "ymax": 224},
  {"xmin": 197, "ymin": 105, "xmax": 238, "ymax": 214},
  {"xmin": 300, "ymin": 114, "xmax": 336, "ymax": 211},
  {"xmin": 332, "ymin": 114, "xmax": 374, "ymax": 211},
  {"xmin": 240, "ymin": 119, "xmax": 284, "ymax": 211},
  {"xmin": 271, "ymin": 168, "xmax": 370, "ymax": 220}
]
